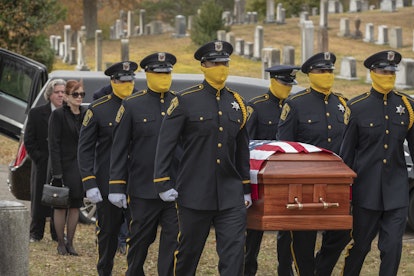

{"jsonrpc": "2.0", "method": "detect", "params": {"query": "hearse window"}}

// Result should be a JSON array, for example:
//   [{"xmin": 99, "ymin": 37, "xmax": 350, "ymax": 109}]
[{"xmin": 0, "ymin": 57, "xmax": 35, "ymax": 102}]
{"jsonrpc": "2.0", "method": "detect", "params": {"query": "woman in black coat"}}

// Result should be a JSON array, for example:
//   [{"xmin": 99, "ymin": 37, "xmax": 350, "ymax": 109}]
[{"xmin": 48, "ymin": 80, "xmax": 86, "ymax": 255}]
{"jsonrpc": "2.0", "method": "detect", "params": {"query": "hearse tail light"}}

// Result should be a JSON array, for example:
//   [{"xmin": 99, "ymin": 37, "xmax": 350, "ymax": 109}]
[{"xmin": 13, "ymin": 142, "xmax": 27, "ymax": 167}]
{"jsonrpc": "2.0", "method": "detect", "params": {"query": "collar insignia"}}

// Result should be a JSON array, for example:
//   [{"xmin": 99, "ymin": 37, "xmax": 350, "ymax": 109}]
[
  {"xmin": 396, "ymin": 104, "xmax": 405, "ymax": 115},
  {"xmin": 231, "ymin": 101, "xmax": 240, "ymax": 111}
]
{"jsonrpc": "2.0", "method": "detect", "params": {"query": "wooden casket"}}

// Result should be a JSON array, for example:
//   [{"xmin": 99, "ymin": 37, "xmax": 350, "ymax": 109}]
[{"xmin": 247, "ymin": 141, "xmax": 356, "ymax": 231}]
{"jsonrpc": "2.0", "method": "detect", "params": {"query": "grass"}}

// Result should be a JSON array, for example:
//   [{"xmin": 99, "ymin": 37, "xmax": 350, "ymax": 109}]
[{"xmin": 1, "ymin": 5, "xmax": 414, "ymax": 275}]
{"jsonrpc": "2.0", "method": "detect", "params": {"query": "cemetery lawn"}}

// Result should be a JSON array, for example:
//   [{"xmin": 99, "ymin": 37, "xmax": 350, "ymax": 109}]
[{"xmin": 1, "ymin": 5, "xmax": 414, "ymax": 275}]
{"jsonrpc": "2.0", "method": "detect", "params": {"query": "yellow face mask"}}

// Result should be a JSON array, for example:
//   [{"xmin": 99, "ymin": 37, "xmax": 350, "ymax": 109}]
[
  {"xmin": 200, "ymin": 65, "xmax": 229, "ymax": 90},
  {"xmin": 269, "ymin": 78, "xmax": 292, "ymax": 100},
  {"xmin": 370, "ymin": 71, "xmax": 396, "ymax": 94},
  {"xmin": 146, "ymin": 72, "xmax": 172, "ymax": 93},
  {"xmin": 111, "ymin": 80, "xmax": 134, "ymax": 99},
  {"xmin": 308, "ymin": 72, "xmax": 334, "ymax": 95}
]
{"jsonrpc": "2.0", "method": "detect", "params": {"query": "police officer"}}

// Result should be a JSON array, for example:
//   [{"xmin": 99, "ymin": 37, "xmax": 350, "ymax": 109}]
[
  {"xmin": 153, "ymin": 40, "xmax": 252, "ymax": 275},
  {"xmin": 108, "ymin": 53, "xmax": 178, "ymax": 276},
  {"xmin": 277, "ymin": 52, "xmax": 350, "ymax": 275},
  {"xmin": 245, "ymin": 65, "xmax": 300, "ymax": 276},
  {"xmin": 78, "ymin": 61, "xmax": 138, "ymax": 276},
  {"xmin": 341, "ymin": 50, "xmax": 414, "ymax": 276}
]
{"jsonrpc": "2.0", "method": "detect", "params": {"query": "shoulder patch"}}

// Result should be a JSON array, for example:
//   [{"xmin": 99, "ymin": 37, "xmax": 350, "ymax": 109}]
[
  {"xmin": 82, "ymin": 109, "xmax": 93, "ymax": 127},
  {"xmin": 280, "ymin": 103, "xmax": 290, "ymax": 121},
  {"xmin": 115, "ymin": 105, "xmax": 125, "ymax": 123},
  {"xmin": 167, "ymin": 97, "xmax": 179, "ymax": 115},
  {"xmin": 92, "ymin": 94, "xmax": 111, "ymax": 108}
]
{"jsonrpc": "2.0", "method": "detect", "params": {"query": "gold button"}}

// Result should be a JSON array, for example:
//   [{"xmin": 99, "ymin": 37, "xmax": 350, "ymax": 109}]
[
  {"xmin": 218, "ymin": 111, "xmax": 222, "ymax": 116},
  {"xmin": 109, "ymin": 122, "xmax": 113, "ymax": 126},
  {"xmin": 324, "ymin": 101, "xmax": 328, "ymax": 104},
  {"xmin": 308, "ymin": 119, "xmax": 312, "ymax": 123},
  {"xmin": 219, "ymin": 127, "xmax": 223, "ymax": 132},
  {"xmin": 386, "ymin": 130, "xmax": 389, "ymax": 134},
  {"xmin": 216, "ymin": 96, "xmax": 220, "ymax": 101},
  {"xmin": 384, "ymin": 101, "xmax": 387, "ymax": 105},
  {"xmin": 370, "ymin": 123, "xmax": 374, "ymax": 127},
  {"xmin": 328, "ymin": 138, "xmax": 332, "ymax": 142},
  {"xmin": 401, "ymin": 121, "xmax": 405, "ymax": 125},
  {"xmin": 385, "ymin": 115, "xmax": 389, "ymax": 120},
  {"xmin": 143, "ymin": 118, "xmax": 147, "ymax": 122},
  {"xmin": 383, "ymin": 159, "xmax": 387, "ymax": 164},
  {"xmin": 268, "ymin": 121, "xmax": 272, "ymax": 125},
  {"xmin": 326, "ymin": 112, "xmax": 330, "ymax": 117},
  {"xmin": 384, "ymin": 144, "xmax": 388, "ymax": 149},
  {"xmin": 328, "ymin": 125, "xmax": 332, "ymax": 129},
  {"xmin": 200, "ymin": 117, "xmax": 204, "ymax": 121},
  {"xmin": 161, "ymin": 112, "xmax": 166, "ymax": 116},
  {"xmin": 218, "ymin": 143, "xmax": 222, "ymax": 148},
  {"xmin": 217, "ymin": 159, "xmax": 221, "ymax": 164},
  {"xmin": 161, "ymin": 99, "xmax": 165, "ymax": 103}
]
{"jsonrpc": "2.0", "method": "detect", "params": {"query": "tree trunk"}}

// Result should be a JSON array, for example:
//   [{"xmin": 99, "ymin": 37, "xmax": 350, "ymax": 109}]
[{"xmin": 83, "ymin": 0, "xmax": 98, "ymax": 39}]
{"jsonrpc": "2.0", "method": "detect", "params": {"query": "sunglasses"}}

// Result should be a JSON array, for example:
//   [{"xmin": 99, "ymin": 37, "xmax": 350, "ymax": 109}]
[{"xmin": 69, "ymin": 92, "xmax": 86, "ymax": 98}]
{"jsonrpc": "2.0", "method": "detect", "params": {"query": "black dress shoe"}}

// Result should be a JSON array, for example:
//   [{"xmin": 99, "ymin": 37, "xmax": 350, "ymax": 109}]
[
  {"xmin": 65, "ymin": 244, "xmax": 79, "ymax": 256},
  {"xmin": 57, "ymin": 245, "xmax": 68, "ymax": 255}
]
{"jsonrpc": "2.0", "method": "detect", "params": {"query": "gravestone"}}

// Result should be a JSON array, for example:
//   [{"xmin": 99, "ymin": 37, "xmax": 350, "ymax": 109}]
[
  {"xmin": 139, "ymin": 9, "xmax": 146, "ymax": 35},
  {"xmin": 115, "ymin": 19, "xmax": 123, "ymax": 39},
  {"xmin": 328, "ymin": 0, "xmax": 343, "ymax": 13},
  {"xmin": 352, "ymin": 18, "xmax": 363, "ymax": 39},
  {"xmin": 235, "ymin": 38, "xmax": 245, "ymax": 55},
  {"xmin": 70, "ymin": 47, "xmax": 76, "ymax": 65},
  {"xmin": 380, "ymin": 0, "xmax": 396, "ymax": 11},
  {"xmin": 121, "ymin": 39, "xmax": 129, "ymax": 61},
  {"xmin": 127, "ymin": 11, "xmax": 134, "ymax": 38},
  {"xmin": 282, "ymin": 46, "xmax": 295, "ymax": 65},
  {"xmin": 234, "ymin": 0, "xmax": 245, "ymax": 24},
  {"xmin": 59, "ymin": 42, "xmax": 65, "ymax": 58},
  {"xmin": 312, "ymin": 7, "xmax": 319, "ymax": 16},
  {"xmin": 226, "ymin": 32, "xmax": 236, "ymax": 46},
  {"xmin": 244, "ymin": 42, "xmax": 254, "ymax": 58},
  {"xmin": 349, "ymin": 0, "xmax": 362, "ymax": 12},
  {"xmin": 63, "ymin": 25, "xmax": 71, "ymax": 63},
  {"xmin": 95, "ymin": 30, "xmax": 103, "ymax": 71},
  {"xmin": 337, "ymin": 56, "xmax": 359, "ymax": 80},
  {"xmin": 389, "ymin": 27, "xmax": 403, "ymax": 48},
  {"xmin": 276, "ymin": 3, "xmax": 285, "ymax": 24},
  {"xmin": 174, "ymin": 15, "xmax": 187, "ymax": 38},
  {"xmin": 301, "ymin": 20, "xmax": 315, "ymax": 64},
  {"xmin": 253, "ymin": 26, "xmax": 264, "ymax": 60},
  {"xmin": 223, "ymin": 11, "xmax": 232, "ymax": 26},
  {"xmin": 265, "ymin": 0, "xmax": 275, "ymax": 23},
  {"xmin": 262, "ymin": 48, "xmax": 280, "ymax": 79},
  {"xmin": 396, "ymin": 0, "xmax": 404, "ymax": 7},
  {"xmin": 320, "ymin": 0, "xmax": 329, "ymax": 28},
  {"xmin": 363, "ymin": 23, "xmax": 375, "ymax": 42},
  {"xmin": 299, "ymin": 12, "xmax": 309, "ymax": 26},
  {"xmin": 375, "ymin": 25, "xmax": 389, "ymax": 45},
  {"xmin": 76, "ymin": 26, "xmax": 90, "ymax": 71},
  {"xmin": 318, "ymin": 27, "xmax": 329, "ymax": 52},
  {"xmin": 338, "ymin": 18, "xmax": 350, "ymax": 37},
  {"xmin": 396, "ymin": 58, "xmax": 414, "ymax": 89},
  {"xmin": 217, "ymin": 30, "xmax": 226, "ymax": 41}
]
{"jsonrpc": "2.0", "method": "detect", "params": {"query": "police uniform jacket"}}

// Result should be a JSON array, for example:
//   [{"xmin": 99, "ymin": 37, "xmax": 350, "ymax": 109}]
[
  {"xmin": 109, "ymin": 89, "xmax": 175, "ymax": 198},
  {"xmin": 78, "ymin": 93, "xmax": 123, "ymax": 196},
  {"xmin": 48, "ymin": 104, "xmax": 86, "ymax": 199},
  {"xmin": 277, "ymin": 88, "xmax": 347, "ymax": 154},
  {"xmin": 340, "ymin": 88, "xmax": 414, "ymax": 211},
  {"xmin": 247, "ymin": 90, "xmax": 284, "ymax": 139},
  {"xmin": 153, "ymin": 80, "xmax": 251, "ymax": 211}
]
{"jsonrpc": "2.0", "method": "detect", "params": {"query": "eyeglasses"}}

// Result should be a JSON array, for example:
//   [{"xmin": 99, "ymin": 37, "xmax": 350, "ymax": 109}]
[{"xmin": 69, "ymin": 92, "xmax": 86, "ymax": 98}]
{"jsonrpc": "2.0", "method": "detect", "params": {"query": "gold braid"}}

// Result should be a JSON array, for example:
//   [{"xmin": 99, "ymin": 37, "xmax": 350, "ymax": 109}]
[
  {"xmin": 233, "ymin": 92, "xmax": 247, "ymax": 129},
  {"xmin": 338, "ymin": 96, "xmax": 347, "ymax": 110},
  {"xmin": 402, "ymin": 95, "xmax": 414, "ymax": 129}
]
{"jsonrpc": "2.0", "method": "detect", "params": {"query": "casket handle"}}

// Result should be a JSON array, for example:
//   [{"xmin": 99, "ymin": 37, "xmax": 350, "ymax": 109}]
[{"xmin": 286, "ymin": 197, "xmax": 339, "ymax": 210}]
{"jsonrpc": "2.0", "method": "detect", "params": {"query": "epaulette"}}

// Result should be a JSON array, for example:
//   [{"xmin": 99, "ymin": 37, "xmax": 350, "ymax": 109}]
[
  {"xmin": 348, "ymin": 92, "xmax": 370, "ymax": 106},
  {"xmin": 179, "ymin": 84, "xmax": 203, "ymax": 96},
  {"xmin": 289, "ymin": 89, "xmax": 310, "ymax": 100},
  {"xmin": 249, "ymin": 94, "xmax": 269, "ymax": 104},
  {"xmin": 91, "ymin": 94, "xmax": 111, "ymax": 108},
  {"xmin": 395, "ymin": 90, "xmax": 414, "ymax": 102},
  {"xmin": 126, "ymin": 90, "xmax": 147, "ymax": 101}
]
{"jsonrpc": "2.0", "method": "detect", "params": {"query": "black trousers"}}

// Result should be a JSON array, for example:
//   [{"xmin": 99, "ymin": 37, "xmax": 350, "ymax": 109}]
[
  {"xmin": 290, "ymin": 230, "xmax": 317, "ymax": 276},
  {"xmin": 175, "ymin": 205, "xmax": 246, "ymax": 276},
  {"xmin": 126, "ymin": 197, "xmax": 178, "ymax": 276},
  {"xmin": 244, "ymin": 230, "xmax": 293, "ymax": 276},
  {"xmin": 343, "ymin": 205, "xmax": 407, "ymax": 276},
  {"xmin": 96, "ymin": 199, "xmax": 125, "ymax": 276}
]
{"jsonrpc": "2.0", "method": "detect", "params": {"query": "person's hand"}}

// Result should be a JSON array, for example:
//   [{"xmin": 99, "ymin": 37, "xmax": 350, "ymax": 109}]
[
  {"xmin": 51, "ymin": 176, "xmax": 63, "ymax": 187},
  {"xmin": 159, "ymin": 188, "xmax": 178, "ymax": 202},
  {"xmin": 86, "ymin": 187, "xmax": 103, "ymax": 204},
  {"xmin": 108, "ymin": 193, "xmax": 127, "ymax": 208},
  {"xmin": 244, "ymin": 193, "xmax": 252, "ymax": 209}
]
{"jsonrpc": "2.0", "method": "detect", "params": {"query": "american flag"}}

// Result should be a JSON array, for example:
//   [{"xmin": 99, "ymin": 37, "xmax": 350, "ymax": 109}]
[{"xmin": 249, "ymin": 140, "xmax": 332, "ymax": 200}]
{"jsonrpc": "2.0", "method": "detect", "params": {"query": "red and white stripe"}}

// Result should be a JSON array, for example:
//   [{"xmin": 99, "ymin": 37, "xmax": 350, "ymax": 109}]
[{"xmin": 249, "ymin": 140, "xmax": 332, "ymax": 200}]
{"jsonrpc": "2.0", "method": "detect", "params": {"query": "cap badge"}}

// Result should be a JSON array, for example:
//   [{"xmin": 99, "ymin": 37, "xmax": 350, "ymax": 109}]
[
  {"xmin": 122, "ymin": 62, "xmax": 130, "ymax": 71},
  {"xmin": 387, "ymin": 51, "xmax": 395, "ymax": 61},
  {"xmin": 231, "ymin": 101, "xmax": 240, "ymax": 111},
  {"xmin": 396, "ymin": 104, "xmax": 405, "ymax": 115},
  {"xmin": 158, "ymin": 52, "xmax": 166, "ymax": 62},
  {"xmin": 214, "ymin": 41, "xmax": 223, "ymax": 52},
  {"xmin": 324, "ymin": 52, "xmax": 331, "ymax": 60}
]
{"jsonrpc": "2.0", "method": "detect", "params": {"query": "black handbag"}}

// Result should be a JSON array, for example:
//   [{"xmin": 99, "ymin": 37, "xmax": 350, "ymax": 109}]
[{"xmin": 41, "ymin": 179, "xmax": 70, "ymax": 208}]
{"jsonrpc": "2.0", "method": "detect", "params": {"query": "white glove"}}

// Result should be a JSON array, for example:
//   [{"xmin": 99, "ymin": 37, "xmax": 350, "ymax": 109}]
[
  {"xmin": 108, "ymin": 193, "xmax": 127, "ymax": 209},
  {"xmin": 244, "ymin": 193, "xmax": 252, "ymax": 209},
  {"xmin": 159, "ymin": 188, "xmax": 178, "ymax": 202},
  {"xmin": 86, "ymin": 187, "xmax": 103, "ymax": 204}
]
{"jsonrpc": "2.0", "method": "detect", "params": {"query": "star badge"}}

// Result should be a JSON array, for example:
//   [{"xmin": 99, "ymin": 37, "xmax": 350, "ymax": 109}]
[
  {"xmin": 338, "ymin": 104, "xmax": 345, "ymax": 113},
  {"xmin": 396, "ymin": 105, "xmax": 405, "ymax": 115},
  {"xmin": 231, "ymin": 101, "xmax": 240, "ymax": 111}
]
